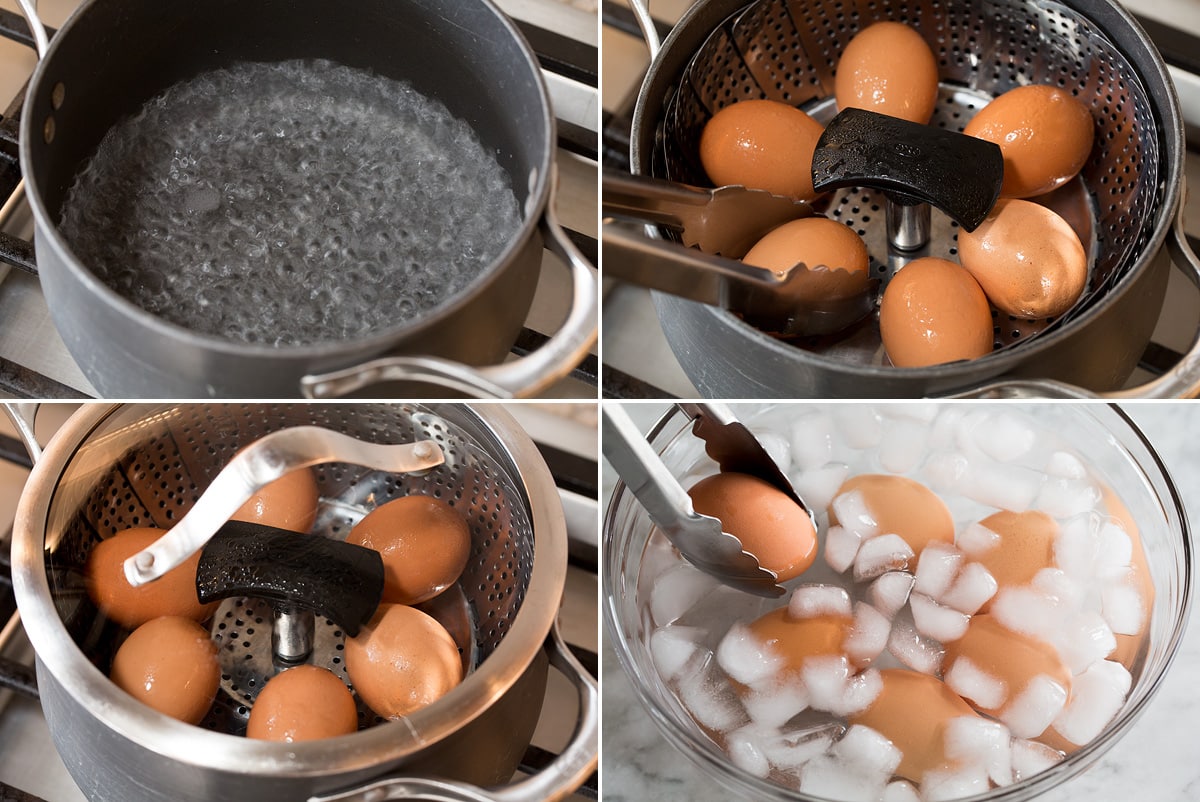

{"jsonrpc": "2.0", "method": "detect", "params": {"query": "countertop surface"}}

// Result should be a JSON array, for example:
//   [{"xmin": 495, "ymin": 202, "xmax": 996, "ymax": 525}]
[{"xmin": 600, "ymin": 402, "xmax": 1200, "ymax": 802}]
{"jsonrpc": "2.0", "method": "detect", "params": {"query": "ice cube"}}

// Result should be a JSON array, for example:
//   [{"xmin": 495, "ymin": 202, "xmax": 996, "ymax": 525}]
[
  {"xmin": 929, "ymin": 406, "xmax": 970, "ymax": 451},
  {"xmin": 1053, "ymin": 513, "xmax": 1100, "ymax": 578},
  {"xmin": 717, "ymin": 622, "xmax": 784, "ymax": 686},
  {"xmin": 752, "ymin": 429, "xmax": 792, "ymax": 476},
  {"xmin": 789, "ymin": 584, "xmax": 853, "ymax": 620},
  {"xmin": 1095, "ymin": 521, "xmax": 1134, "ymax": 577},
  {"xmin": 678, "ymin": 652, "xmax": 748, "ymax": 732},
  {"xmin": 651, "ymin": 563, "xmax": 713, "ymax": 627},
  {"xmin": 650, "ymin": 625, "xmax": 703, "ymax": 681},
  {"xmin": 829, "ymin": 668, "xmax": 884, "ymax": 717},
  {"xmin": 800, "ymin": 755, "xmax": 885, "ymax": 802},
  {"xmin": 870, "ymin": 571, "xmax": 916, "ymax": 618},
  {"xmin": 879, "ymin": 419, "xmax": 929, "ymax": 474},
  {"xmin": 956, "ymin": 521, "xmax": 1001, "ymax": 557},
  {"xmin": 795, "ymin": 463, "xmax": 852, "ymax": 513},
  {"xmin": 1051, "ymin": 660, "xmax": 1131, "ymax": 745},
  {"xmin": 744, "ymin": 680, "xmax": 811, "ymax": 730},
  {"xmin": 790, "ymin": 411, "xmax": 835, "ymax": 472},
  {"xmin": 887, "ymin": 615, "xmax": 944, "ymax": 675},
  {"xmin": 846, "ymin": 602, "xmax": 892, "ymax": 667},
  {"xmin": 945, "ymin": 654, "xmax": 1008, "ymax": 710},
  {"xmin": 834, "ymin": 406, "xmax": 884, "ymax": 450},
  {"xmin": 883, "ymin": 780, "xmax": 921, "ymax": 802},
  {"xmin": 832, "ymin": 724, "xmax": 903, "ymax": 776},
  {"xmin": 1010, "ymin": 738, "xmax": 1064, "ymax": 781},
  {"xmin": 1030, "ymin": 568, "xmax": 1087, "ymax": 610},
  {"xmin": 925, "ymin": 452, "xmax": 970, "ymax": 495},
  {"xmin": 969, "ymin": 411, "xmax": 1037, "ymax": 463},
  {"xmin": 1101, "ymin": 578, "xmax": 1144, "ymax": 636},
  {"xmin": 920, "ymin": 763, "xmax": 989, "ymax": 802},
  {"xmin": 910, "ymin": 593, "xmax": 970, "ymax": 643},
  {"xmin": 943, "ymin": 716, "xmax": 1013, "ymax": 786},
  {"xmin": 854, "ymin": 534, "xmax": 916, "ymax": 582},
  {"xmin": 882, "ymin": 404, "xmax": 939, "ymax": 423},
  {"xmin": 1045, "ymin": 450, "xmax": 1087, "ymax": 480},
  {"xmin": 832, "ymin": 489, "xmax": 880, "ymax": 538},
  {"xmin": 826, "ymin": 524, "xmax": 864, "ymax": 574},
  {"xmin": 1001, "ymin": 674, "xmax": 1068, "ymax": 739},
  {"xmin": 801, "ymin": 655, "xmax": 853, "ymax": 713},
  {"xmin": 763, "ymin": 722, "xmax": 844, "ymax": 772},
  {"xmin": 727, "ymin": 725, "xmax": 772, "ymax": 778},
  {"xmin": 940, "ymin": 562, "xmax": 998, "ymax": 615},
  {"xmin": 1037, "ymin": 477, "xmax": 1102, "ymax": 519},
  {"xmin": 915, "ymin": 542, "xmax": 965, "ymax": 600},
  {"xmin": 1054, "ymin": 611, "xmax": 1117, "ymax": 675},
  {"xmin": 991, "ymin": 586, "xmax": 1061, "ymax": 645},
  {"xmin": 961, "ymin": 461, "xmax": 1042, "ymax": 512}
]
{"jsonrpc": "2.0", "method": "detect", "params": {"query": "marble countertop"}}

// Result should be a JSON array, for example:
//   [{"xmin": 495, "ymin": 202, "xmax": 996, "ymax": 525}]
[{"xmin": 601, "ymin": 402, "xmax": 1200, "ymax": 802}]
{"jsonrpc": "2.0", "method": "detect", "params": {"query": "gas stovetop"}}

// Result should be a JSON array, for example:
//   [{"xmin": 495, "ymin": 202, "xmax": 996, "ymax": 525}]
[
  {"xmin": 600, "ymin": 0, "xmax": 1200, "ymax": 399},
  {"xmin": 0, "ymin": 0, "xmax": 599, "ymax": 400}
]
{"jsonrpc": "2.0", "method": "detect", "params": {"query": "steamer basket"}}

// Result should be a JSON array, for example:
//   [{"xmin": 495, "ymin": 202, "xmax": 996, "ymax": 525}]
[
  {"xmin": 627, "ymin": 0, "xmax": 1197, "ymax": 397},
  {"xmin": 10, "ymin": 403, "xmax": 596, "ymax": 802}
]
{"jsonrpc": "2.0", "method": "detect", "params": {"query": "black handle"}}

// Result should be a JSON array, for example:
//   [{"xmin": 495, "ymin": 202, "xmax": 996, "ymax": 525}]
[
  {"xmin": 0, "ymin": 656, "xmax": 37, "ymax": 699},
  {"xmin": 195, "ymin": 522, "xmax": 384, "ymax": 637},
  {"xmin": 812, "ymin": 108, "xmax": 1003, "ymax": 231}
]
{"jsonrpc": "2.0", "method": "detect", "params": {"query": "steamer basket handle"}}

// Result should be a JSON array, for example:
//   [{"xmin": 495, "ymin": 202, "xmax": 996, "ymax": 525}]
[
  {"xmin": 308, "ymin": 623, "xmax": 598, "ymax": 802},
  {"xmin": 1, "ymin": 402, "xmax": 42, "ymax": 463},
  {"xmin": 15, "ymin": 0, "xmax": 50, "ymax": 58},
  {"xmin": 627, "ymin": 0, "xmax": 662, "ymax": 58},
  {"xmin": 300, "ymin": 168, "xmax": 597, "ymax": 399}
]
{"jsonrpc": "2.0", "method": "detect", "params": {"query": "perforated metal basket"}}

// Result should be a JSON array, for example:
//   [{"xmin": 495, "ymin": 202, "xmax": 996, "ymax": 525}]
[
  {"xmin": 9, "ymin": 402, "xmax": 596, "ymax": 802},
  {"xmin": 627, "ymin": 0, "xmax": 1199, "ymax": 397}
]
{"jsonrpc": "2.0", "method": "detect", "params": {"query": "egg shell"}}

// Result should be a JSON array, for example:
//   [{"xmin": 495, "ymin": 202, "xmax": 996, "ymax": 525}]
[
  {"xmin": 247, "ymin": 665, "xmax": 358, "ymax": 742},
  {"xmin": 964, "ymin": 85, "xmax": 1094, "ymax": 198},
  {"xmin": 688, "ymin": 472, "xmax": 818, "ymax": 582},
  {"xmin": 231, "ymin": 467, "xmax": 319, "ymax": 533},
  {"xmin": 745, "ymin": 607, "xmax": 853, "ymax": 678},
  {"xmin": 958, "ymin": 199, "xmax": 1088, "ymax": 319},
  {"xmin": 345, "ymin": 603, "xmax": 463, "ymax": 719},
  {"xmin": 347, "ymin": 494, "xmax": 472, "ymax": 605},
  {"xmin": 834, "ymin": 22, "xmax": 939, "ymax": 124},
  {"xmin": 1100, "ymin": 486, "xmax": 1155, "ymax": 671},
  {"xmin": 86, "ymin": 527, "xmax": 217, "ymax": 629},
  {"xmin": 849, "ymin": 668, "xmax": 980, "ymax": 782},
  {"xmin": 943, "ymin": 615, "xmax": 1072, "ymax": 728},
  {"xmin": 879, "ymin": 257, "xmax": 994, "ymax": 368},
  {"xmin": 833, "ymin": 474, "xmax": 955, "ymax": 555},
  {"xmin": 699, "ymin": 100, "xmax": 825, "ymax": 200},
  {"xmin": 110, "ymin": 616, "xmax": 220, "ymax": 725},
  {"xmin": 743, "ymin": 217, "xmax": 871, "ymax": 296},
  {"xmin": 970, "ymin": 510, "xmax": 1059, "ymax": 610}
]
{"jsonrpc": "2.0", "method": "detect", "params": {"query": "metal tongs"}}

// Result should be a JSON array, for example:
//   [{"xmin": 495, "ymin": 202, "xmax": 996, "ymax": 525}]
[
  {"xmin": 603, "ymin": 402, "xmax": 815, "ymax": 598},
  {"xmin": 122, "ymin": 426, "xmax": 447, "ymax": 587},
  {"xmin": 602, "ymin": 169, "xmax": 877, "ymax": 337}
]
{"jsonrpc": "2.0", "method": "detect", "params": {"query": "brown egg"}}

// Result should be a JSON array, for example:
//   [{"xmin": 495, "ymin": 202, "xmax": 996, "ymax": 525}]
[
  {"xmin": 833, "ymin": 475, "xmax": 955, "ymax": 555},
  {"xmin": 688, "ymin": 472, "xmax": 818, "ymax": 582},
  {"xmin": 699, "ymin": 100, "xmax": 825, "ymax": 200},
  {"xmin": 968, "ymin": 510, "xmax": 1058, "ymax": 609},
  {"xmin": 1100, "ymin": 486, "xmax": 1154, "ymax": 670},
  {"xmin": 110, "ymin": 616, "xmax": 220, "ymax": 725},
  {"xmin": 835, "ymin": 22, "xmax": 939, "ymax": 124},
  {"xmin": 743, "ymin": 217, "xmax": 871, "ymax": 296},
  {"xmin": 86, "ymin": 527, "xmax": 217, "ymax": 629},
  {"xmin": 232, "ymin": 467, "xmax": 319, "ymax": 533},
  {"xmin": 958, "ymin": 199, "xmax": 1088, "ymax": 319},
  {"xmin": 247, "ymin": 665, "xmax": 358, "ymax": 742},
  {"xmin": 345, "ymin": 604, "xmax": 462, "ymax": 719},
  {"xmin": 347, "ymin": 495, "xmax": 472, "ymax": 605},
  {"xmin": 943, "ymin": 614, "xmax": 1071, "ymax": 736},
  {"xmin": 879, "ymin": 257, "xmax": 994, "ymax": 368},
  {"xmin": 745, "ymin": 607, "xmax": 853, "ymax": 677},
  {"xmin": 849, "ymin": 669, "xmax": 979, "ymax": 782},
  {"xmin": 963, "ymin": 85, "xmax": 1094, "ymax": 198}
]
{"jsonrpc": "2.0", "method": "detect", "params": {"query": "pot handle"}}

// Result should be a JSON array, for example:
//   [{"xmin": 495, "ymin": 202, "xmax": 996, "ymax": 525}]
[
  {"xmin": 300, "ymin": 169, "xmax": 597, "ymax": 399},
  {"xmin": 627, "ymin": 0, "xmax": 662, "ymax": 59},
  {"xmin": 2, "ymin": 402, "xmax": 42, "ymax": 463},
  {"xmin": 15, "ymin": 0, "xmax": 50, "ymax": 58},
  {"xmin": 307, "ymin": 623, "xmax": 598, "ymax": 802}
]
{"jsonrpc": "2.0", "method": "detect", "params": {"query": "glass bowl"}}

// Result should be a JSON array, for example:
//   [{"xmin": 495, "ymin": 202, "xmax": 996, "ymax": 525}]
[{"xmin": 603, "ymin": 403, "xmax": 1193, "ymax": 802}]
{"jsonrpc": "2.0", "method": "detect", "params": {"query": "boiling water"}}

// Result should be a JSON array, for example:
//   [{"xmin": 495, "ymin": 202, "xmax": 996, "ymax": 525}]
[{"xmin": 57, "ymin": 59, "xmax": 523, "ymax": 346}]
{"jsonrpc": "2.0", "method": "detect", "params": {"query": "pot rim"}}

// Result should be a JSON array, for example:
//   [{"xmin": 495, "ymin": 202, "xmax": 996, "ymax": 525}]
[
  {"xmin": 602, "ymin": 402, "xmax": 1195, "ymax": 801},
  {"xmin": 631, "ymin": 0, "xmax": 1186, "ymax": 391},
  {"xmin": 11, "ymin": 402, "xmax": 569, "ymax": 778},
  {"xmin": 19, "ymin": 0, "xmax": 555, "ymax": 360}
]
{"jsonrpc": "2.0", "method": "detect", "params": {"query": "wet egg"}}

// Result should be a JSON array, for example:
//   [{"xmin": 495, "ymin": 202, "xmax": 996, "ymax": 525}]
[
  {"xmin": 699, "ymin": 100, "xmax": 825, "ymax": 200},
  {"xmin": 833, "ymin": 475, "xmax": 955, "ymax": 556},
  {"xmin": 746, "ymin": 607, "xmax": 853, "ymax": 675},
  {"xmin": 835, "ymin": 22, "xmax": 940, "ymax": 124},
  {"xmin": 347, "ymin": 494, "xmax": 472, "ymax": 605},
  {"xmin": 879, "ymin": 257, "xmax": 995, "ymax": 368},
  {"xmin": 958, "ymin": 199, "xmax": 1088, "ymax": 319},
  {"xmin": 86, "ymin": 527, "xmax": 216, "ymax": 629},
  {"xmin": 345, "ymin": 604, "xmax": 463, "ymax": 719},
  {"xmin": 110, "ymin": 616, "xmax": 220, "ymax": 725},
  {"xmin": 688, "ymin": 472, "xmax": 818, "ymax": 582},
  {"xmin": 964, "ymin": 85, "xmax": 1094, "ymax": 198},
  {"xmin": 966, "ymin": 510, "xmax": 1058, "ymax": 608},
  {"xmin": 743, "ymin": 217, "xmax": 871, "ymax": 296},
  {"xmin": 232, "ymin": 467, "xmax": 319, "ymax": 533},
  {"xmin": 247, "ymin": 665, "xmax": 359, "ymax": 742}
]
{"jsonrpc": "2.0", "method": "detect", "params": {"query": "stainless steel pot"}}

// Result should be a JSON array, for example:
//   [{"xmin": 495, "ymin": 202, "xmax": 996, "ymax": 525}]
[
  {"xmin": 5, "ymin": 403, "xmax": 597, "ymax": 802},
  {"xmin": 622, "ymin": 0, "xmax": 1200, "ymax": 398},
  {"xmin": 17, "ymin": 0, "xmax": 596, "ymax": 399}
]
